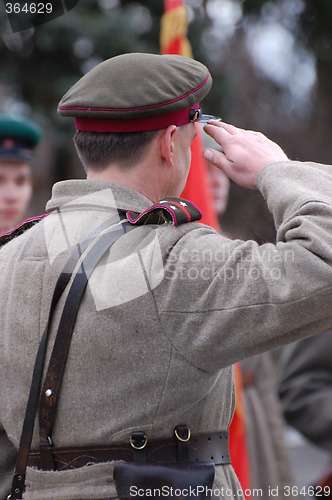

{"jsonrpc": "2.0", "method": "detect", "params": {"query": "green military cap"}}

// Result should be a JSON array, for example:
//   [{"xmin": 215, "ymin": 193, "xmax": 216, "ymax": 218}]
[
  {"xmin": 0, "ymin": 113, "xmax": 42, "ymax": 163},
  {"xmin": 58, "ymin": 53, "xmax": 216, "ymax": 133}
]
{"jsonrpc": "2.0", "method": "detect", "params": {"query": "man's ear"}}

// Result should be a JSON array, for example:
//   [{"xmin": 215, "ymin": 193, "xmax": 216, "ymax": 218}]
[{"xmin": 160, "ymin": 125, "xmax": 177, "ymax": 167}]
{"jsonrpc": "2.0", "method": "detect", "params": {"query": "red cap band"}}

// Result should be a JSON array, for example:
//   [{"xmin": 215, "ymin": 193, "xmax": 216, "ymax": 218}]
[{"xmin": 75, "ymin": 104, "xmax": 200, "ymax": 133}]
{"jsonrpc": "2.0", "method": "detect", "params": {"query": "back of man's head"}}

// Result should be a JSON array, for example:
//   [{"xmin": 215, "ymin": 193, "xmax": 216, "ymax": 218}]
[
  {"xmin": 58, "ymin": 52, "xmax": 212, "ymax": 171},
  {"xmin": 73, "ymin": 130, "xmax": 158, "ymax": 172}
]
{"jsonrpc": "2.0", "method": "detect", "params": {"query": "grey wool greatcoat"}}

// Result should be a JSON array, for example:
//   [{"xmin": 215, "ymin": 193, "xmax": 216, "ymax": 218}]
[{"xmin": 1, "ymin": 159, "xmax": 332, "ymax": 499}]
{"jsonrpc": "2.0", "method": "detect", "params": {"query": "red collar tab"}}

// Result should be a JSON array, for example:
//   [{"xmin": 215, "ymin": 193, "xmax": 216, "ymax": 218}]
[
  {"xmin": 126, "ymin": 198, "xmax": 202, "ymax": 227},
  {"xmin": 75, "ymin": 104, "xmax": 201, "ymax": 133}
]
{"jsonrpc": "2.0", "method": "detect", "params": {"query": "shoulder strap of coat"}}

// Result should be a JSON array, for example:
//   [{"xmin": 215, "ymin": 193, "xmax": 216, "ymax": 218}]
[
  {"xmin": 0, "ymin": 214, "xmax": 48, "ymax": 249},
  {"xmin": 1, "ymin": 197, "xmax": 201, "ymax": 251},
  {"xmin": 126, "ymin": 197, "xmax": 202, "ymax": 227}
]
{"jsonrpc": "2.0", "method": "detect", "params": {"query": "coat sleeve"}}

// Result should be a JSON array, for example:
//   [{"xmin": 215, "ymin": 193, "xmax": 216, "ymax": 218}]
[
  {"xmin": 153, "ymin": 161, "xmax": 332, "ymax": 372},
  {"xmin": 278, "ymin": 331, "xmax": 332, "ymax": 454}
]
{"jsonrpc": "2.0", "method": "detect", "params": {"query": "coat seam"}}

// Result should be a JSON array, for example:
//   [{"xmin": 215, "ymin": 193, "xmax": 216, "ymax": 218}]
[{"xmin": 159, "ymin": 283, "xmax": 332, "ymax": 314}]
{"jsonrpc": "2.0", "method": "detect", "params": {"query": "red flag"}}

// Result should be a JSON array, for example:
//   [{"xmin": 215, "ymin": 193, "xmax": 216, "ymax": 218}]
[
  {"xmin": 160, "ymin": 0, "xmax": 219, "ymax": 229},
  {"xmin": 181, "ymin": 125, "xmax": 220, "ymax": 229},
  {"xmin": 160, "ymin": 0, "xmax": 193, "ymax": 57},
  {"xmin": 229, "ymin": 364, "xmax": 252, "ymax": 498}
]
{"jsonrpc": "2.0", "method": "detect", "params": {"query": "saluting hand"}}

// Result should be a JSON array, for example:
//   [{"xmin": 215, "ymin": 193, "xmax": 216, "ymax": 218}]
[{"xmin": 203, "ymin": 121, "xmax": 289, "ymax": 189}]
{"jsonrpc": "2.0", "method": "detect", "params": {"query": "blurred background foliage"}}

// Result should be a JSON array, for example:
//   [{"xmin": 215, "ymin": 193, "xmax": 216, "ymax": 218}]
[{"xmin": 0, "ymin": 0, "xmax": 331, "ymax": 237}]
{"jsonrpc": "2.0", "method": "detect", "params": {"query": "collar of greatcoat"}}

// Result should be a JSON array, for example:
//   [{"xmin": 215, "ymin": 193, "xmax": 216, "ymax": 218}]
[{"xmin": 46, "ymin": 179, "xmax": 153, "ymax": 215}]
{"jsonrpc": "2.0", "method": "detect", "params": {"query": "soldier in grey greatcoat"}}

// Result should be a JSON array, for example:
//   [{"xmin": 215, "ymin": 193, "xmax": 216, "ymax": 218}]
[
  {"xmin": 1, "ymin": 53, "xmax": 332, "ymax": 499},
  {"xmin": 278, "ymin": 331, "xmax": 332, "ymax": 487}
]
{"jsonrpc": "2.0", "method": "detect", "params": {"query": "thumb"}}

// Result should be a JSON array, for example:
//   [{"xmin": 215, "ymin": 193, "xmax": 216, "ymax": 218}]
[{"xmin": 203, "ymin": 148, "xmax": 229, "ymax": 173}]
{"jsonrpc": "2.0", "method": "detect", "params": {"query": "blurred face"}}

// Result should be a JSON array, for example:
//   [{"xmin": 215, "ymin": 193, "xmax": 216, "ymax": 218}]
[
  {"xmin": 207, "ymin": 162, "xmax": 230, "ymax": 215},
  {"xmin": 0, "ymin": 161, "xmax": 32, "ymax": 234}
]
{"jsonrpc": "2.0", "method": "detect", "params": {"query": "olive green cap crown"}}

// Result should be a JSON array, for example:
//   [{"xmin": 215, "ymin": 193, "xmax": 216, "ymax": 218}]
[{"xmin": 58, "ymin": 53, "xmax": 212, "ymax": 132}]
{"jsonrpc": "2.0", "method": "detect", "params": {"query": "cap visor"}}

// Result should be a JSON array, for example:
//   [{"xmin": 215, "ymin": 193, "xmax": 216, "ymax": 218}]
[
  {"xmin": 0, "ymin": 148, "xmax": 34, "ymax": 163},
  {"xmin": 198, "ymin": 114, "xmax": 222, "ymax": 123}
]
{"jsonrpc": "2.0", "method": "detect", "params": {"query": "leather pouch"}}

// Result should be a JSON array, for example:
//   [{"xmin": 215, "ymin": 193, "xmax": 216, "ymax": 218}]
[{"xmin": 113, "ymin": 461, "xmax": 215, "ymax": 499}]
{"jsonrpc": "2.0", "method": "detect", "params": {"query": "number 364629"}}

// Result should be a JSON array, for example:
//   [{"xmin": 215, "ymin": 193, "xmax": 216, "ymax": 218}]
[{"xmin": 5, "ymin": 3, "xmax": 53, "ymax": 14}]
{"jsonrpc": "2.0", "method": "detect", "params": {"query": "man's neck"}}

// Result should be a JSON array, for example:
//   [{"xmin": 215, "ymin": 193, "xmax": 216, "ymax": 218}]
[{"xmin": 86, "ymin": 166, "xmax": 165, "ymax": 205}]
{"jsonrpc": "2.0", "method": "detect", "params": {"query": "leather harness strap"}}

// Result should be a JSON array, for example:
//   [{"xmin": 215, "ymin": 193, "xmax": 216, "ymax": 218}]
[
  {"xmin": 38, "ymin": 220, "xmax": 134, "ymax": 469},
  {"xmin": 10, "ymin": 212, "xmax": 128, "ymax": 500}
]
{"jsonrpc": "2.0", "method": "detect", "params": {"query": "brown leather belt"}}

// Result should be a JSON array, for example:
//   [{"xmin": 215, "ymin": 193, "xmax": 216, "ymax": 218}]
[{"xmin": 28, "ymin": 430, "xmax": 230, "ymax": 471}]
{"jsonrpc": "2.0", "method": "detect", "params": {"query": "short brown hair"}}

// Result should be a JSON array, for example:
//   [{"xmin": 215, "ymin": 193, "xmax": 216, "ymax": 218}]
[{"xmin": 73, "ymin": 130, "xmax": 158, "ymax": 172}]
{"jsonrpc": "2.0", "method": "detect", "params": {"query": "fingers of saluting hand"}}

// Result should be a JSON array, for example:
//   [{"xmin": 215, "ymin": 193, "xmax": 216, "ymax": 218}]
[
  {"xmin": 202, "ymin": 121, "xmax": 289, "ymax": 189},
  {"xmin": 204, "ymin": 120, "xmax": 243, "ymax": 136},
  {"xmin": 203, "ymin": 147, "xmax": 230, "ymax": 173}
]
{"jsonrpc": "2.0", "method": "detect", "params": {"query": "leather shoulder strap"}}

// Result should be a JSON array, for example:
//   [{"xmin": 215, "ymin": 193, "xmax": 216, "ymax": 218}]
[
  {"xmin": 38, "ymin": 221, "xmax": 135, "ymax": 465},
  {"xmin": 9, "ymin": 213, "xmax": 128, "ymax": 499}
]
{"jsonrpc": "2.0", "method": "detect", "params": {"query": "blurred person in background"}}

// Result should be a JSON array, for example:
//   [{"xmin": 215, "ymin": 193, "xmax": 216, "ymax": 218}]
[
  {"xmin": 239, "ymin": 352, "xmax": 294, "ymax": 499},
  {"xmin": 278, "ymin": 331, "xmax": 332, "ymax": 497},
  {"xmin": 206, "ymin": 153, "xmax": 230, "ymax": 219},
  {"xmin": 0, "ymin": 113, "xmax": 42, "ymax": 235},
  {"xmin": 0, "ymin": 113, "xmax": 42, "ymax": 494},
  {"xmin": 204, "ymin": 127, "xmax": 294, "ymax": 500}
]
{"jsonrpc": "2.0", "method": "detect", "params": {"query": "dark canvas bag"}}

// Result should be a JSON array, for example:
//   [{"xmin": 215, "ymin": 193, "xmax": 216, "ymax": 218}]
[
  {"xmin": 113, "ymin": 426, "xmax": 215, "ymax": 500},
  {"xmin": 114, "ymin": 462, "xmax": 215, "ymax": 500}
]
